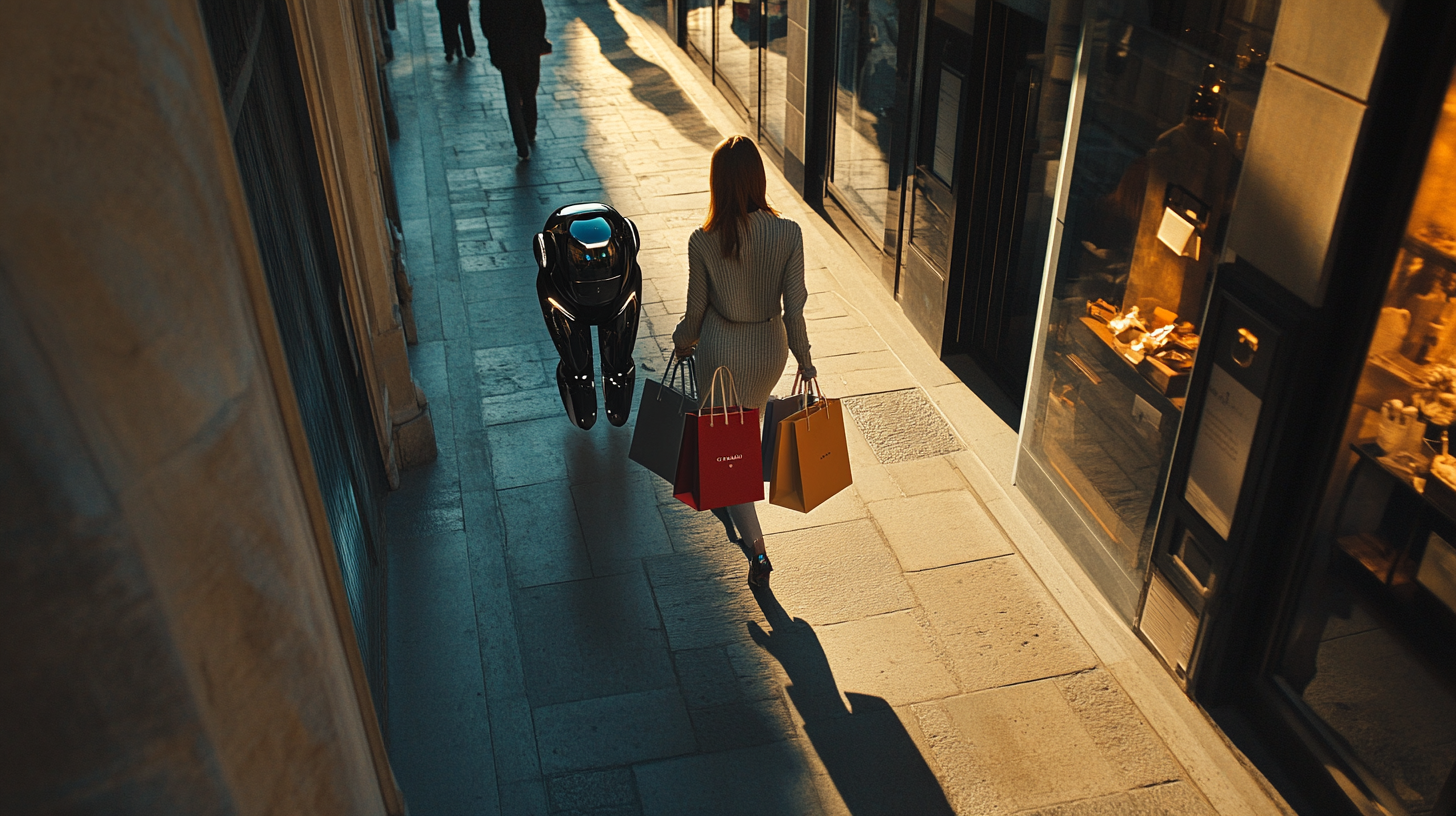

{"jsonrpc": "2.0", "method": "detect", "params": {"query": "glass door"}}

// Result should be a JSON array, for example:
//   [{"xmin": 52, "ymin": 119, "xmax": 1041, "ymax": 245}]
[
  {"xmin": 897, "ymin": 18, "xmax": 971, "ymax": 352},
  {"xmin": 1269, "ymin": 68, "xmax": 1456, "ymax": 816}
]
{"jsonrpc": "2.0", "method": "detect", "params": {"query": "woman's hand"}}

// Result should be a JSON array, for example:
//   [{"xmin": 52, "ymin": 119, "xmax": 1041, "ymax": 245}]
[
  {"xmin": 675, "ymin": 343, "xmax": 696, "ymax": 359},
  {"xmin": 798, "ymin": 364, "xmax": 817, "ymax": 380}
]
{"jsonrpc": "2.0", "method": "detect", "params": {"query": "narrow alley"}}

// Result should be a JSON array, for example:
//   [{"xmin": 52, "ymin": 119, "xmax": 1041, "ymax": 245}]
[{"xmin": 380, "ymin": 1, "xmax": 1282, "ymax": 814}]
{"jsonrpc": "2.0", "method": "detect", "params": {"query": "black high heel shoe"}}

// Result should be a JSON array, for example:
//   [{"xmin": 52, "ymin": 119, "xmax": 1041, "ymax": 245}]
[{"xmin": 748, "ymin": 553, "xmax": 773, "ymax": 588}]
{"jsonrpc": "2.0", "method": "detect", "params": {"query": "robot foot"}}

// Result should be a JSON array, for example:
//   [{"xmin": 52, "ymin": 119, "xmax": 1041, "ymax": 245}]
[
  {"xmin": 602, "ymin": 363, "xmax": 636, "ymax": 427},
  {"xmin": 557, "ymin": 363, "xmax": 598, "ymax": 430}
]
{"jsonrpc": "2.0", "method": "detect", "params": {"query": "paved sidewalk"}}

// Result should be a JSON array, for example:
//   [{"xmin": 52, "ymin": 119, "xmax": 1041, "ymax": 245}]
[{"xmin": 382, "ymin": 1, "xmax": 1288, "ymax": 814}]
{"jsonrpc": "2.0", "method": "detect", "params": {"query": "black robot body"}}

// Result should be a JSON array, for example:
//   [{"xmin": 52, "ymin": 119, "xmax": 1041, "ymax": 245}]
[{"xmin": 534, "ymin": 202, "xmax": 643, "ymax": 429}]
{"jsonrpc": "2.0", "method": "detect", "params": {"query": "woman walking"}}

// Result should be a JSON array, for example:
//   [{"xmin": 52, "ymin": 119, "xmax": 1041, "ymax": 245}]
[{"xmin": 674, "ymin": 136, "xmax": 815, "ymax": 588}]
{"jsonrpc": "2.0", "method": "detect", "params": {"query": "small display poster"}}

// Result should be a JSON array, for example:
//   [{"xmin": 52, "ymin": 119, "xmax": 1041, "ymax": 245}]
[{"xmin": 1185, "ymin": 365, "xmax": 1262, "ymax": 539}]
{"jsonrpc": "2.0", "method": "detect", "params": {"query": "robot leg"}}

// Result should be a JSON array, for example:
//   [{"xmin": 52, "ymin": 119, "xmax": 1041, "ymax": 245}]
[
  {"xmin": 597, "ymin": 290, "xmax": 642, "ymax": 427},
  {"xmin": 540, "ymin": 295, "xmax": 598, "ymax": 430}
]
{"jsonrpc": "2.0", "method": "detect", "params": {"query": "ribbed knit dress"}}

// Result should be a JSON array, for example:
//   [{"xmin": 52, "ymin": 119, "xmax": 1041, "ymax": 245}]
[{"xmin": 673, "ymin": 210, "xmax": 812, "ymax": 413}]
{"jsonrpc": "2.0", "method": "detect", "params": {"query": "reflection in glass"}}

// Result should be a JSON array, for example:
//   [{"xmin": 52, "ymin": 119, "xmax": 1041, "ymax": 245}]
[
  {"xmin": 763, "ymin": 1, "xmax": 789, "ymax": 149},
  {"xmin": 1274, "ymin": 72, "xmax": 1456, "ymax": 816},
  {"xmin": 830, "ymin": 0, "xmax": 898, "ymax": 240},
  {"xmin": 686, "ymin": 0, "xmax": 713, "ymax": 66},
  {"xmin": 717, "ymin": 0, "xmax": 759, "ymax": 117},
  {"xmin": 620, "ymin": 0, "xmax": 668, "ymax": 29},
  {"xmin": 1023, "ymin": 1, "xmax": 1280, "ymax": 613}
]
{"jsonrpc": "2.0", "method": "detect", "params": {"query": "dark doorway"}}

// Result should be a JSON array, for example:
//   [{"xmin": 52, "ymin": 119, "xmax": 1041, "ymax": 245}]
[
  {"xmin": 900, "ymin": 1, "xmax": 1047, "ymax": 425},
  {"xmin": 946, "ymin": 1, "xmax": 1046, "ymax": 416}
]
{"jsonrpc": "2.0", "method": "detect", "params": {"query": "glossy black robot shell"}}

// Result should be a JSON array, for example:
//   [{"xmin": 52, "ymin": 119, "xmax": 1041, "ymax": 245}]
[{"xmin": 534, "ymin": 202, "xmax": 643, "ymax": 429}]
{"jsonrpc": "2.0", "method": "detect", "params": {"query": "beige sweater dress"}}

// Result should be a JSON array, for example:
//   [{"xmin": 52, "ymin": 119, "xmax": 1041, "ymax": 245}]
[{"xmin": 673, "ymin": 210, "xmax": 812, "ymax": 412}]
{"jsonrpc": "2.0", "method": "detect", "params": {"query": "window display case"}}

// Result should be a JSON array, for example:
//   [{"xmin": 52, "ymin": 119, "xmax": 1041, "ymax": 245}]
[
  {"xmin": 1270, "ymin": 72, "xmax": 1456, "ymax": 816},
  {"xmin": 1018, "ymin": 0, "xmax": 1281, "ymax": 618}
]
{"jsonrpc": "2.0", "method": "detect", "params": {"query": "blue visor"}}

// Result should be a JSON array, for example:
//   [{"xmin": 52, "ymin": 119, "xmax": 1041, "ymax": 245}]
[{"xmin": 568, "ymin": 217, "xmax": 613, "ymax": 246}]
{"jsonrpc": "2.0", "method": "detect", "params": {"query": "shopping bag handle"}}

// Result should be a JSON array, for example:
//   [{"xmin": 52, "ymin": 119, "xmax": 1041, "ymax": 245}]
[
  {"xmin": 665, "ymin": 352, "xmax": 697, "ymax": 401},
  {"xmin": 800, "ymin": 377, "xmax": 827, "ymax": 429},
  {"xmin": 705, "ymin": 365, "xmax": 746, "ymax": 426},
  {"xmin": 790, "ymin": 371, "xmax": 821, "ymax": 415}
]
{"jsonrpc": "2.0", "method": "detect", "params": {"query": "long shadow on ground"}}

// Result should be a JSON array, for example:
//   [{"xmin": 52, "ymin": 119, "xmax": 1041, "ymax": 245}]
[
  {"xmin": 576, "ymin": 4, "xmax": 724, "ymax": 150},
  {"xmin": 751, "ymin": 589, "xmax": 955, "ymax": 815}
]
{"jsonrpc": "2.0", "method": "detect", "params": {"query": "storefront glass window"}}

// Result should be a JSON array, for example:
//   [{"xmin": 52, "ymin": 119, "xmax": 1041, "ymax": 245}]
[
  {"xmin": 829, "ymin": 0, "xmax": 899, "ymax": 241},
  {"xmin": 686, "ymin": 0, "xmax": 713, "ymax": 66},
  {"xmin": 1020, "ymin": 0, "xmax": 1280, "ymax": 616},
  {"xmin": 763, "ymin": 2, "xmax": 789, "ymax": 149},
  {"xmin": 717, "ymin": 1, "xmax": 759, "ymax": 116},
  {"xmin": 683, "ymin": 0, "xmax": 787, "ymax": 151},
  {"xmin": 1272, "ymin": 71, "xmax": 1456, "ymax": 816}
]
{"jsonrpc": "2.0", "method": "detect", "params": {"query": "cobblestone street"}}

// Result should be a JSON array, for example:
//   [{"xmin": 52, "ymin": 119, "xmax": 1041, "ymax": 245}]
[{"xmin": 381, "ymin": 1, "xmax": 1286, "ymax": 814}]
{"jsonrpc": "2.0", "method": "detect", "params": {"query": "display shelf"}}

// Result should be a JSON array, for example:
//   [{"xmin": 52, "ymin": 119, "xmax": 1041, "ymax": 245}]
[
  {"xmin": 1337, "ymin": 441, "xmax": 1456, "ymax": 594},
  {"xmin": 1403, "ymin": 230, "xmax": 1456, "ymax": 268},
  {"xmin": 1079, "ymin": 316, "xmax": 1192, "ymax": 397},
  {"xmin": 1337, "ymin": 532, "xmax": 1399, "ymax": 583}
]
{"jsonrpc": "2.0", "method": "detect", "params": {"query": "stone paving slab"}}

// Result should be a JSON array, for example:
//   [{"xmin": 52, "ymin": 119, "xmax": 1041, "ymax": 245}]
[
  {"xmin": 644, "ymin": 541, "xmax": 770, "ymax": 652},
  {"xmin": 907, "ymin": 557, "xmax": 1098, "ymax": 692},
  {"xmin": 928, "ymin": 676, "xmax": 1160, "ymax": 812},
  {"xmin": 1015, "ymin": 781, "xmax": 1216, "ymax": 816},
  {"xmin": 547, "ymin": 768, "xmax": 638, "ymax": 815},
  {"xmin": 570, "ymin": 474, "xmax": 674, "ymax": 572},
  {"xmin": 499, "ymin": 481, "xmax": 594, "ymax": 587},
  {"xmin": 869, "ymin": 491, "xmax": 1015, "ymax": 572},
  {"xmin": 515, "ymin": 571, "xmax": 676, "ymax": 707},
  {"xmin": 813, "ymin": 610, "xmax": 960, "ymax": 707},
  {"xmin": 633, "ymin": 741, "xmax": 826, "ymax": 816},
  {"xmin": 534, "ymin": 688, "xmax": 696, "ymax": 775},
  {"xmin": 885, "ymin": 455, "xmax": 966, "ymax": 496},
  {"xmin": 765, "ymin": 519, "xmax": 917, "ymax": 627}
]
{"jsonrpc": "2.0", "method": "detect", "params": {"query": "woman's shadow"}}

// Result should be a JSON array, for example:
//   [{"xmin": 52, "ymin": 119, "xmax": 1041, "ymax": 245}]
[{"xmin": 748, "ymin": 587, "xmax": 954, "ymax": 815}]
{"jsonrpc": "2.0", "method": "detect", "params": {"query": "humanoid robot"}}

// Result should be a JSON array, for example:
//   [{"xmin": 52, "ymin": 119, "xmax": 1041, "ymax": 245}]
[{"xmin": 533, "ymin": 202, "xmax": 643, "ymax": 429}]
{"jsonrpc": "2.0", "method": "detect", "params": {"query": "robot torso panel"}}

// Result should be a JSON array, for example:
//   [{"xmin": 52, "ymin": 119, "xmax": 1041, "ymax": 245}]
[{"xmin": 534, "ymin": 202, "xmax": 643, "ymax": 429}]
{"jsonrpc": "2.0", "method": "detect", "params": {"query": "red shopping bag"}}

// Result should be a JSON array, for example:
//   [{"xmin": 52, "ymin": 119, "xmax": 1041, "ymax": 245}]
[{"xmin": 673, "ymin": 366, "xmax": 764, "ymax": 510}]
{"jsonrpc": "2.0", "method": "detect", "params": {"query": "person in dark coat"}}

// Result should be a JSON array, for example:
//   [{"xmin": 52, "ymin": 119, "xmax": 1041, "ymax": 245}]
[
  {"xmin": 436, "ymin": 0, "xmax": 475, "ymax": 63},
  {"xmin": 479, "ymin": 0, "xmax": 548, "ymax": 160}
]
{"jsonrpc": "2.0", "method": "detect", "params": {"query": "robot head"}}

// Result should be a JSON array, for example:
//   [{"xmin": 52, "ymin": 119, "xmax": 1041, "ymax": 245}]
[
  {"xmin": 536, "ymin": 203, "xmax": 638, "ymax": 308},
  {"xmin": 564, "ymin": 216, "xmax": 620, "ymax": 281}
]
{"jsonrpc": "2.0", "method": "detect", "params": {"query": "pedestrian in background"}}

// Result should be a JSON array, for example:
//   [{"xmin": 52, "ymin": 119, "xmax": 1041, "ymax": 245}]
[
  {"xmin": 479, "ymin": 0, "xmax": 549, "ymax": 160},
  {"xmin": 436, "ymin": 0, "xmax": 475, "ymax": 63},
  {"xmin": 674, "ymin": 136, "xmax": 815, "ymax": 588}
]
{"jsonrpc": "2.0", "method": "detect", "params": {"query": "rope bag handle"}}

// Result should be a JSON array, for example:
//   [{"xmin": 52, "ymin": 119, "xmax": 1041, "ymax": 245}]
[{"xmin": 705, "ymin": 366, "xmax": 746, "ymax": 427}]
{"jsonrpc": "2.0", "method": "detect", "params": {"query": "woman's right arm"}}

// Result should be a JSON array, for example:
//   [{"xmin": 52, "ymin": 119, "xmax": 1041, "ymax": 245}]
[
  {"xmin": 781, "ymin": 223, "xmax": 814, "ymax": 378},
  {"xmin": 673, "ymin": 232, "xmax": 710, "ymax": 356}
]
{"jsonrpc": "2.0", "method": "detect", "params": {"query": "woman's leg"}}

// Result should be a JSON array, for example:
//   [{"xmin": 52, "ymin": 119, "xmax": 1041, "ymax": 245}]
[
  {"xmin": 729, "ymin": 503, "xmax": 772, "ymax": 585},
  {"xmin": 726, "ymin": 503, "xmax": 764, "ymax": 554}
]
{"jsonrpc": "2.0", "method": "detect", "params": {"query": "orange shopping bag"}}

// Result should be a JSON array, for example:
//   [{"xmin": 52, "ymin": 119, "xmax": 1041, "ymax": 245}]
[{"xmin": 769, "ymin": 380, "xmax": 852, "ymax": 513}]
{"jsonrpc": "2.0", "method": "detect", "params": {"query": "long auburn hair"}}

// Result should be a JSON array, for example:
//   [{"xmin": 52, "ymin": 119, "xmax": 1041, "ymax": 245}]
[{"xmin": 703, "ymin": 135, "xmax": 777, "ymax": 260}]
